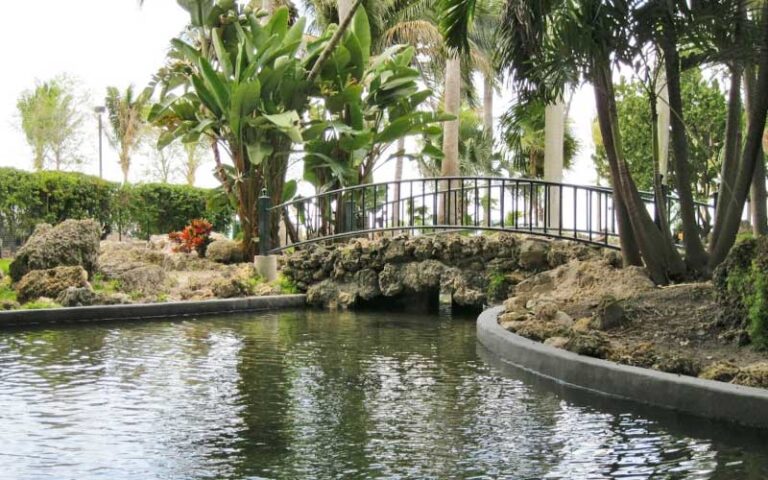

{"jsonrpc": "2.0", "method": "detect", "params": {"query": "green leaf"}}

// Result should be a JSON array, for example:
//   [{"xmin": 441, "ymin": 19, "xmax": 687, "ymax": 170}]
[
  {"xmin": 212, "ymin": 29, "xmax": 233, "ymax": 78},
  {"xmin": 264, "ymin": 111, "xmax": 302, "ymax": 142},
  {"xmin": 281, "ymin": 179, "xmax": 297, "ymax": 203},
  {"xmin": 246, "ymin": 142, "xmax": 273, "ymax": 166},
  {"xmin": 351, "ymin": 7, "xmax": 371, "ymax": 67},
  {"xmin": 198, "ymin": 57, "xmax": 230, "ymax": 112}
]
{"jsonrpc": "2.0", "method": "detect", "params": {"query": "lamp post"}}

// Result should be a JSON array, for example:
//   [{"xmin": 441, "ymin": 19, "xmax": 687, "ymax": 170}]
[{"xmin": 94, "ymin": 106, "xmax": 106, "ymax": 178}]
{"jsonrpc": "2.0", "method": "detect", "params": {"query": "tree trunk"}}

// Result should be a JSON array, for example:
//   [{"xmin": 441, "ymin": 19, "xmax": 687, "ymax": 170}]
[
  {"xmin": 746, "ymin": 65, "xmax": 768, "ymax": 236},
  {"xmin": 709, "ymin": 8, "xmax": 768, "ymax": 267},
  {"xmin": 308, "ymin": 0, "xmax": 363, "ymax": 81},
  {"xmin": 393, "ymin": 137, "xmax": 405, "ymax": 227},
  {"xmin": 714, "ymin": 64, "xmax": 743, "ymax": 242},
  {"xmin": 440, "ymin": 54, "xmax": 461, "ymax": 225},
  {"xmin": 483, "ymin": 73, "xmax": 494, "ymax": 136},
  {"xmin": 650, "ymin": 88, "xmax": 672, "ymax": 242},
  {"xmin": 120, "ymin": 151, "xmax": 130, "ymax": 184},
  {"xmin": 660, "ymin": 28, "xmax": 709, "ymax": 274},
  {"xmin": 544, "ymin": 100, "xmax": 565, "ymax": 230},
  {"xmin": 594, "ymin": 63, "xmax": 685, "ymax": 283}
]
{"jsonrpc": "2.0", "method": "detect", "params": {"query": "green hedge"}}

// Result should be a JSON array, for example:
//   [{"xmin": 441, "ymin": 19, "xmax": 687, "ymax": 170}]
[{"xmin": 0, "ymin": 168, "xmax": 234, "ymax": 240}]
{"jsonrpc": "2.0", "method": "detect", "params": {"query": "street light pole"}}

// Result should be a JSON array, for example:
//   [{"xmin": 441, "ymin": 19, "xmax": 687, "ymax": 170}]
[{"xmin": 94, "ymin": 106, "xmax": 106, "ymax": 178}]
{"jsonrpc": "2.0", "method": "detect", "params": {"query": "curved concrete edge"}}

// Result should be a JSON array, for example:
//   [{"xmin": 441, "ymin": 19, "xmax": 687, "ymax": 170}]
[
  {"xmin": 478, "ymin": 305, "xmax": 768, "ymax": 430},
  {"xmin": 0, "ymin": 294, "xmax": 307, "ymax": 328}
]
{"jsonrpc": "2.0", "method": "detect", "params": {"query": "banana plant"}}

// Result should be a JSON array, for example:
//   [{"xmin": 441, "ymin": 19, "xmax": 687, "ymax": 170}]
[
  {"xmin": 303, "ymin": 8, "xmax": 452, "ymax": 199},
  {"xmin": 149, "ymin": 5, "xmax": 311, "ymax": 258}
]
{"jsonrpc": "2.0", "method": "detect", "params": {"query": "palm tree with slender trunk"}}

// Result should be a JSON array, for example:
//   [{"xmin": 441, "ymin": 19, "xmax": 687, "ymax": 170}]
[{"xmin": 105, "ymin": 85, "xmax": 150, "ymax": 184}]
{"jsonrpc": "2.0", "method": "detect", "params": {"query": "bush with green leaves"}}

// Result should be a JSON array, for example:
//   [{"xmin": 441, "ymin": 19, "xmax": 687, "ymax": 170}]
[
  {"xmin": 0, "ymin": 168, "xmax": 233, "ymax": 241},
  {"xmin": 713, "ymin": 237, "xmax": 768, "ymax": 349}
]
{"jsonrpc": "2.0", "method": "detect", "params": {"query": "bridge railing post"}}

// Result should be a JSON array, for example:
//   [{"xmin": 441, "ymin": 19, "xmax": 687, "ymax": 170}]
[
  {"xmin": 258, "ymin": 189, "xmax": 271, "ymax": 256},
  {"xmin": 344, "ymin": 198, "xmax": 355, "ymax": 233}
]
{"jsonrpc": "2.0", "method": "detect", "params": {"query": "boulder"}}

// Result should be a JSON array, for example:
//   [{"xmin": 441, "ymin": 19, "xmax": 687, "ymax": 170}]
[
  {"xmin": 118, "ymin": 265, "xmax": 166, "ymax": 295},
  {"xmin": 699, "ymin": 361, "xmax": 740, "ymax": 383},
  {"xmin": 211, "ymin": 278, "xmax": 250, "ymax": 298},
  {"xmin": 564, "ymin": 331, "xmax": 612, "ymax": 359},
  {"xmin": 591, "ymin": 296, "xmax": 628, "ymax": 330},
  {"xmin": 1, "ymin": 300, "xmax": 19, "ymax": 311},
  {"xmin": 355, "ymin": 268, "xmax": 380, "ymax": 301},
  {"xmin": 518, "ymin": 239, "xmax": 549, "ymax": 271},
  {"xmin": 732, "ymin": 362, "xmax": 768, "ymax": 388},
  {"xmin": 10, "ymin": 220, "xmax": 101, "ymax": 282},
  {"xmin": 206, "ymin": 239, "xmax": 244, "ymax": 264},
  {"xmin": 653, "ymin": 354, "xmax": 700, "ymax": 376},
  {"xmin": 544, "ymin": 336, "xmax": 569, "ymax": 349},
  {"xmin": 16, "ymin": 266, "xmax": 90, "ymax": 304},
  {"xmin": 56, "ymin": 287, "xmax": 101, "ymax": 307}
]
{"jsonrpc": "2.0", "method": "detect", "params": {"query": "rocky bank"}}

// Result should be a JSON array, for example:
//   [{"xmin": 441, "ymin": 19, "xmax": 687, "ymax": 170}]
[{"xmin": 282, "ymin": 233, "xmax": 620, "ymax": 309}]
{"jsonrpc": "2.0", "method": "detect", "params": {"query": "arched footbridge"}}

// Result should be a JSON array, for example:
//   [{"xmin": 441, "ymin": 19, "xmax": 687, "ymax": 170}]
[{"xmin": 260, "ymin": 176, "xmax": 715, "ymax": 254}]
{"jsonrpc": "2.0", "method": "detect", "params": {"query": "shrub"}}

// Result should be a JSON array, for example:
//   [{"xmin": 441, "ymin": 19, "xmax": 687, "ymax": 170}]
[
  {"xmin": 169, "ymin": 219, "xmax": 213, "ymax": 256},
  {"xmin": 119, "ymin": 183, "xmax": 233, "ymax": 239},
  {"xmin": 714, "ymin": 237, "xmax": 768, "ymax": 349},
  {"xmin": 0, "ymin": 168, "xmax": 235, "ymax": 241}
]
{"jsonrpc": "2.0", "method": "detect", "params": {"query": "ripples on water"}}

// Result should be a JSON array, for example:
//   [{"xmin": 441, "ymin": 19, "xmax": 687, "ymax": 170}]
[{"xmin": 0, "ymin": 309, "xmax": 766, "ymax": 480}]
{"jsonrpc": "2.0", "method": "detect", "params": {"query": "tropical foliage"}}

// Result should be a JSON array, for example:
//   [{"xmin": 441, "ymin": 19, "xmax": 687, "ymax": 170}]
[
  {"xmin": 440, "ymin": 0, "xmax": 768, "ymax": 283},
  {"xmin": 105, "ymin": 85, "xmax": 151, "ymax": 183},
  {"xmin": 16, "ymin": 76, "xmax": 85, "ymax": 171}
]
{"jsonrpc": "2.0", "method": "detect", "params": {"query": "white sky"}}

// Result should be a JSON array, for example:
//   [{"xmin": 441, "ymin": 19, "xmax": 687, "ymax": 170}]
[{"xmin": 0, "ymin": 0, "xmax": 598, "ymax": 189}]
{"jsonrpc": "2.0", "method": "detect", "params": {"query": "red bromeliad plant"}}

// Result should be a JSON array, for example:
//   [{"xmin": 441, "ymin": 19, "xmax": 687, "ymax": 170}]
[{"xmin": 169, "ymin": 219, "xmax": 213, "ymax": 257}]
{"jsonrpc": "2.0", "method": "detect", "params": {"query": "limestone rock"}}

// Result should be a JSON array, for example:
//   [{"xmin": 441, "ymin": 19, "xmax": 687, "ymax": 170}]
[
  {"xmin": 518, "ymin": 239, "xmax": 549, "ymax": 271},
  {"xmin": 378, "ymin": 264, "xmax": 403, "ymax": 297},
  {"xmin": 534, "ymin": 301, "xmax": 559, "ymax": 321},
  {"xmin": 16, "ymin": 266, "xmax": 89, "ymax": 304},
  {"xmin": 591, "ymin": 296, "xmax": 628, "ymax": 330},
  {"xmin": 355, "ymin": 268, "xmax": 380, "ymax": 301},
  {"xmin": 206, "ymin": 239, "xmax": 244, "ymax": 264},
  {"xmin": 307, "ymin": 279, "xmax": 341, "ymax": 307},
  {"xmin": 56, "ymin": 287, "xmax": 101, "ymax": 307},
  {"xmin": 699, "ymin": 361, "xmax": 740, "ymax": 383},
  {"xmin": 211, "ymin": 278, "xmax": 250, "ymax": 298},
  {"xmin": 553, "ymin": 311, "xmax": 573, "ymax": 328},
  {"xmin": 544, "ymin": 336, "xmax": 569, "ymax": 349},
  {"xmin": 148, "ymin": 235, "xmax": 173, "ymax": 252},
  {"xmin": 564, "ymin": 331, "xmax": 612, "ymax": 359},
  {"xmin": 10, "ymin": 220, "xmax": 101, "ymax": 282},
  {"xmin": 732, "ymin": 362, "xmax": 768, "ymax": 388},
  {"xmin": 118, "ymin": 265, "xmax": 166, "ymax": 295},
  {"xmin": 1, "ymin": 300, "xmax": 19, "ymax": 310},
  {"xmin": 510, "ymin": 320, "xmax": 569, "ymax": 342},
  {"xmin": 653, "ymin": 354, "xmax": 700, "ymax": 376}
]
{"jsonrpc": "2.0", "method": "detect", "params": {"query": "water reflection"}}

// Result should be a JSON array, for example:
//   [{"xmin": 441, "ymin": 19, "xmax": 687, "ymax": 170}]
[{"xmin": 0, "ymin": 310, "xmax": 766, "ymax": 479}]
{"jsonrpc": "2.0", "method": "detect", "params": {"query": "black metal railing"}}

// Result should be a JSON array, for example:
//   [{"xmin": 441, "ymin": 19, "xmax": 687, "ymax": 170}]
[{"xmin": 265, "ymin": 176, "xmax": 715, "ymax": 253}]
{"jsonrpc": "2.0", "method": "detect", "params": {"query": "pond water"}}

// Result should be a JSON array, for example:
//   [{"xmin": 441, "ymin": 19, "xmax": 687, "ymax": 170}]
[{"xmin": 0, "ymin": 309, "xmax": 766, "ymax": 480}]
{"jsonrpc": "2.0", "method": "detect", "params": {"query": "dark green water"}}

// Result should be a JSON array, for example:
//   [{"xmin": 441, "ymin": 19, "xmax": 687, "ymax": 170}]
[{"xmin": 0, "ymin": 309, "xmax": 766, "ymax": 480}]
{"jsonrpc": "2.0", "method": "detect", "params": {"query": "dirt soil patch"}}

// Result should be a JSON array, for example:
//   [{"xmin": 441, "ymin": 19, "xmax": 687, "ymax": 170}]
[{"xmin": 498, "ymin": 259, "xmax": 768, "ymax": 389}]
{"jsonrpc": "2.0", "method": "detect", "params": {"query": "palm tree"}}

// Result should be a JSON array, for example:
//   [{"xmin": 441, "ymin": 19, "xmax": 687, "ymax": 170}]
[{"xmin": 105, "ymin": 85, "xmax": 150, "ymax": 183}]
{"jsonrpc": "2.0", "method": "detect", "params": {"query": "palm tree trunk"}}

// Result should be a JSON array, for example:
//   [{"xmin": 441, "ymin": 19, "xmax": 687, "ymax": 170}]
[
  {"xmin": 440, "ymin": 54, "xmax": 461, "ymax": 225},
  {"xmin": 594, "ymin": 63, "xmax": 685, "ymax": 283},
  {"xmin": 714, "ymin": 64, "xmax": 743, "ymax": 241},
  {"xmin": 544, "ymin": 100, "xmax": 565, "ymax": 230},
  {"xmin": 393, "ymin": 137, "xmax": 405, "ymax": 227},
  {"xmin": 710, "ymin": 6, "xmax": 768, "ymax": 267},
  {"xmin": 660, "ymin": 30, "xmax": 709, "ymax": 273},
  {"xmin": 483, "ymin": 73, "xmax": 494, "ymax": 135},
  {"xmin": 745, "ymin": 65, "xmax": 768, "ymax": 236}
]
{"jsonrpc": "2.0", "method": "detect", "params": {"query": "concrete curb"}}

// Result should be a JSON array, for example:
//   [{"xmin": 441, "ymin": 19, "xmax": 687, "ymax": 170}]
[
  {"xmin": 0, "ymin": 295, "xmax": 307, "ymax": 328},
  {"xmin": 478, "ymin": 305, "xmax": 768, "ymax": 429}
]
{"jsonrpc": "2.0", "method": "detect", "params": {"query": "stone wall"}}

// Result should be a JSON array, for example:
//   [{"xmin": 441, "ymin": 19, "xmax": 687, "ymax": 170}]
[{"xmin": 282, "ymin": 233, "xmax": 617, "ymax": 309}]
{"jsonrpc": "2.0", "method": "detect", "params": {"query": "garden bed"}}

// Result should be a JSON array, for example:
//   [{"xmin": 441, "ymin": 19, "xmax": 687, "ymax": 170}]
[{"xmin": 497, "ymin": 258, "xmax": 768, "ymax": 390}]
